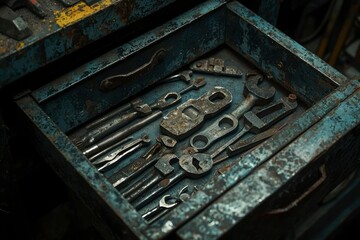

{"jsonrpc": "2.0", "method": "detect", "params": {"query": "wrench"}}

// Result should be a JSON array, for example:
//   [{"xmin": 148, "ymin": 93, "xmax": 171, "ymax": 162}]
[
  {"xmin": 141, "ymin": 186, "xmax": 192, "ymax": 223},
  {"xmin": 190, "ymin": 74, "xmax": 275, "ymax": 151},
  {"xmin": 82, "ymin": 110, "xmax": 162, "ymax": 157},
  {"xmin": 133, "ymin": 95, "xmax": 298, "ymax": 209},
  {"xmin": 141, "ymin": 195, "xmax": 178, "ymax": 223},
  {"xmin": 92, "ymin": 135, "xmax": 150, "ymax": 164}
]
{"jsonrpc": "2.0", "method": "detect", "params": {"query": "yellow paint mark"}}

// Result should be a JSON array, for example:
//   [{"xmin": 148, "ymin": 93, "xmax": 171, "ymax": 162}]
[
  {"xmin": 15, "ymin": 42, "xmax": 25, "ymax": 51},
  {"xmin": 54, "ymin": 0, "xmax": 112, "ymax": 28}
]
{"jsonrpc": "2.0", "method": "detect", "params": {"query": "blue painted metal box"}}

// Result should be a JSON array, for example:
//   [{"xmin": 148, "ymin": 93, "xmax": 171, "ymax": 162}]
[
  {"xmin": 15, "ymin": 0, "xmax": 360, "ymax": 239},
  {"xmin": 0, "ymin": 0, "xmax": 184, "ymax": 87}
]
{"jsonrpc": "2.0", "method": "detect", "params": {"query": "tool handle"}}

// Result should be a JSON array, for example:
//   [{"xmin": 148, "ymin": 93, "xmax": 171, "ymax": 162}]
[
  {"xmin": 134, "ymin": 172, "xmax": 184, "ymax": 210},
  {"xmin": 83, "ymin": 111, "xmax": 162, "ymax": 157},
  {"xmin": 109, "ymin": 143, "xmax": 163, "ymax": 188},
  {"xmin": 142, "ymin": 206, "xmax": 165, "ymax": 222},
  {"xmin": 100, "ymin": 49, "xmax": 166, "ymax": 91},
  {"xmin": 231, "ymin": 94, "xmax": 257, "ymax": 119}
]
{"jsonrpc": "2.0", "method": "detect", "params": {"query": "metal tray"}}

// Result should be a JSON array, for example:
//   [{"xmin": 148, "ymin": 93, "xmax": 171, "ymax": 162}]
[{"xmin": 15, "ymin": 0, "xmax": 360, "ymax": 239}]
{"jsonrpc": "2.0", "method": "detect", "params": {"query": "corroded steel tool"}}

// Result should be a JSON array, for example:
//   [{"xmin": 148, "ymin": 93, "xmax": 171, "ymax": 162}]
[
  {"xmin": 133, "ymin": 95, "xmax": 298, "ymax": 209},
  {"xmin": 160, "ymin": 86, "xmax": 233, "ymax": 140},
  {"xmin": 190, "ymin": 74, "xmax": 275, "ymax": 151}
]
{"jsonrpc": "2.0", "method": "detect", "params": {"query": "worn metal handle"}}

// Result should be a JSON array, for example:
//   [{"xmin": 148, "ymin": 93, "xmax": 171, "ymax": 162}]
[
  {"xmin": 100, "ymin": 49, "xmax": 166, "ymax": 91},
  {"xmin": 267, "ymin": 165, "xmax": 327, "ymax": 214}
]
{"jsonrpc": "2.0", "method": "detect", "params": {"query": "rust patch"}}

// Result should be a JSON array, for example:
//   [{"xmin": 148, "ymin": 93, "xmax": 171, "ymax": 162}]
[{"xmin": 115, "ymin": 0, "xmax": 136, "ymax": 24}]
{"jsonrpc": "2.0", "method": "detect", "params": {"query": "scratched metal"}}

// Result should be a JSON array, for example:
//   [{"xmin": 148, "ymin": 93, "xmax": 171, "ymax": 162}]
[
  {"xmin": 144, "ymin": 80, "xmax": 360, "ymax": 240},
  {"xmin": 0, "ymin": 0, "xmax": 179, "ymax": 87},
  {"xmin": 16, "ymin": 95, "xmax": 148, "ymax": 239},
  {"xmin": 225, "ymin": 1, "xmax": 348, "ymax": 106},
  {"xmin": 13, "ymin": 1, "xmax": 358, "ymax": 239},
  {"xmin": 30, "ymin": 0, "xmax": 227, "ymax": 133},
  {"xmin": 177, "ymin": 85, "xmax": 360, "ymax": 239}
]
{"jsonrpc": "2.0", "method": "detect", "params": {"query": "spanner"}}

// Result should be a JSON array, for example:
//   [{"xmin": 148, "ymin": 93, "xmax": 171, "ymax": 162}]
[
  {"xmin": 133, "ymin": 95, "xmax": 298, "ymax": 209},
  {"xmin": 141, "ymin": 186, "xmax": 192, "ymax": 223},
  {"xmin": 190, "ymin": 74, "xmax": 275, "ymax": 151}
]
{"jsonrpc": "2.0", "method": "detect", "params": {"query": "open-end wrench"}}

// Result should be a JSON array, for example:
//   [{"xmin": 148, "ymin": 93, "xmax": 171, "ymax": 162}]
[
  {"xmin": 190, "ymin": 74, "xmax": 275, "ymax": 151},
  {"xmin": 141, "ymin": 195, "xmax": 178, "ymax": 223},
  {"xmin": 108, "ymin": 135, "xmax": 177, "ymax": 188},
  {"xmin": 133, "ymin": 95, "xmax": 298, "ymax": 209},
  {"xmin": 82, "ymin": 110, "xmax": 162, "ymax": 157},
  {"xmin": 141, "ymin": 186, "xmax": 192, "ymax": 224}
]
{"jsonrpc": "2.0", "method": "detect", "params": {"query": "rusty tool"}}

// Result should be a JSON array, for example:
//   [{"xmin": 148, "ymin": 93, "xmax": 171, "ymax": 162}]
[
  {"xmin": 94, "ymin": 135, "xmax": 151, "ymax": 172},
  {"xmin": 82, "ymin": 110, "xmax": 162, "ymax": 157},
  {"xmin": 123, "ymin": 154, "xmax": 178, "ymax": 202},
  {"xmin": 190, "ymin": 58, "xmax": 243, "ymax": 77},
  {"xmin": 190, "ymin": 74, "xmax": 275, "ymax": 151},
  {"xmin": 108, "ymin": 135, "xmax": 177, "ymax": 188},
  {"xmin": 141, "ymin": 186, "xmax": 191, "ymax": 224},
  {"xmin": 133, "ymin": 95, "xmax": 298, "ymax": 209},
  {"xmin": 160, "ymin": 86, "xmax": 233, "ymax": 140},
  {"xmin": 71, "ymin": 92, "xmax": 180, "ymax": 149}
]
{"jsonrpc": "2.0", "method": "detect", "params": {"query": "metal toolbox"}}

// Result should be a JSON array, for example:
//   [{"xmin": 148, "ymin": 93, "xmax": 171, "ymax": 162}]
[
  {"xmin": 15, "ymin": 0, "xmax": 360, "ymax": 239},
  {"xmin": 0, "ymin": 0, "xmax": 191, "ymax": 86}
]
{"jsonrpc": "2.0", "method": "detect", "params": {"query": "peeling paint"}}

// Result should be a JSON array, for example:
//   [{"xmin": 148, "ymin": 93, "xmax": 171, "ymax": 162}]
[{"xmin": 54, "ymin": 0, "xmax": 113, "ymax": 28}]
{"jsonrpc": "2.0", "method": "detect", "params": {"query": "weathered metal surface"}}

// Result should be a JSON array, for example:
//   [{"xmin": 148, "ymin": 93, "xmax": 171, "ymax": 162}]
[
  {"xmin": 144, "ymin": 80, "xmax": 359, "ymax": 240},
  {"xmin": 160, "ymin": 86, "xmax": 233, "ymax": 140},
  {"xmin": 16, "ymin": 95, "xmax": 147, "ymax": 240},
  {"xmin": 177, "ymin": 81, "xmax": 360, "ymax": 239},
  {"xmin": 225, "ymin": 1, "xmax": 348, "ymax": 106},
  {"xmin": 30, "ymin": 0, "xmax": 227, "ymax": 133},
  {"xmin": 0, "ymin": 0, "xmax": 179, "ymax": 87},
  {"xmin": 13, "ymin": 1, "xmax": 359, "ymax": 239}
]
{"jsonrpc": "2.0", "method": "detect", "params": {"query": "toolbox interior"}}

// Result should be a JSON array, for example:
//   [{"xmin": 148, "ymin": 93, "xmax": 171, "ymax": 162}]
[{"xmin": 15, "ymin": 1, "xmax": 350, "ymax": 239}]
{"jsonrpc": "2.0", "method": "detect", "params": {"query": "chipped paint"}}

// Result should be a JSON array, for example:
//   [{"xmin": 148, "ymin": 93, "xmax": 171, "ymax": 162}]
[
  {"xmin": 54, "ymin": 0, "xmax": 113, "ymax": 27},
  {"xmin": 15, "ymin": 42, "xmax": 25, "ymax": 51}
]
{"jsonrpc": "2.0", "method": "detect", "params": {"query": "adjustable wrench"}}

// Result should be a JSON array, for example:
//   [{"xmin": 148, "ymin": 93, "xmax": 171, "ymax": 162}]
[{"xmin": 190, "ymin": 74, "xmax": 275, "ymax": 151}]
